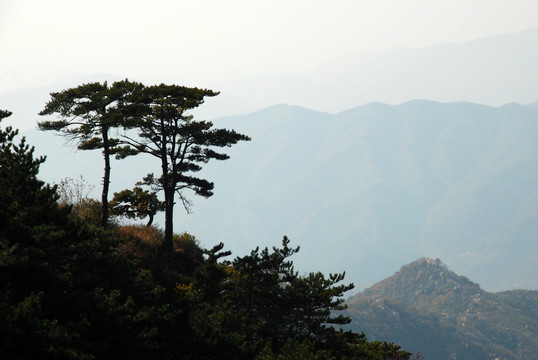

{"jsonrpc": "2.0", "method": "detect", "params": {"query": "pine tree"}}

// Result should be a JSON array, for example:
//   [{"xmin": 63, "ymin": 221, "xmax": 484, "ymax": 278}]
[
  {"xmin": 38, "ymin": 80, "xmax": 143, "ymax": 228},
  {"xmin": 118, "ymin": 83, "xmax": 250, "ymax": 252},
  {"xmin": 110, "ymin": 186, "xmax": 165, "ymax": 226}
]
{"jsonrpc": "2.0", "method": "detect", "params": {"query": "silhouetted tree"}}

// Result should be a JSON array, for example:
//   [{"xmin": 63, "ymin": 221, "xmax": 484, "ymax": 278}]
[
  {"xmin": 0, "ymin": 109, "xmax": 12, "ymax": 120},
  {"xmin": 110, "ymin": 186, "xmax": 164, "ymax": 226},
  {"xmin": 231, "ymin": 237, "xmax": 354, "ymax": 353},
  {"xmin": 118, "ymin": 84, "xmax": 250, "ymax": 252},
  {"xmin": 38, "ymin": 80, "xmax": 143, "ymax": 228}
]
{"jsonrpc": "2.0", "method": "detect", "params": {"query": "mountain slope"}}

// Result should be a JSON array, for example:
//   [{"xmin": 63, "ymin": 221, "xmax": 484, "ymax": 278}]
[
  {"xmin": 346, "ymin": 258, "xmax": 538, "ymax": 360},
  {"xmin": 23, "ymin": 100, "xmax": 538, "ymax": 292}
]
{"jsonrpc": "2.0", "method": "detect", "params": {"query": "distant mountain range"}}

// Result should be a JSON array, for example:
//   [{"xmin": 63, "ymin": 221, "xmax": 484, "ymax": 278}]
[
  {"xmin": 212, "ymin": 27, "xmax": 538, "ymax": 117},
  {"xmin": 21, "ymin": 99, "xmax": 538, "ymax": 293},
  {"xmin": 345, "ymin": 258, "xmax": 538, "ymax": 360},
  {"xmin": 2, "ymin": 27, "xmax": 537, "ymax": 131}
]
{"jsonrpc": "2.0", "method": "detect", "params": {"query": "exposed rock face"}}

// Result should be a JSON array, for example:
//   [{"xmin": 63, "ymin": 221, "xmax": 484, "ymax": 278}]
[{"xmin": 346, "ymin": 258, "xmax": 538, "ymax": 360}]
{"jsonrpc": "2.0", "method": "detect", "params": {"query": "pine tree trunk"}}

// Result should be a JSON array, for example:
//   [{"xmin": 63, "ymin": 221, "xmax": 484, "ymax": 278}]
[
  {"xmin": 146, "ymin": 214, "xmax": 154, "ymax": 227},
  {"xmin": 163, "ymin": 187, "xmax": 174, "ymax": 252},
  {"xmin": 160, "ymin": 115, "xmax": 174, "ymax": 252},
  {"xmin": 101, "ymin": 124, "xmax": 110, "ymax": 229}
]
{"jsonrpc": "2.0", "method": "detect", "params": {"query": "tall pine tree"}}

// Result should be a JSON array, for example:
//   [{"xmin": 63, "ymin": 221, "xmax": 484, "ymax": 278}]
[
  {"xmin": 118, "ymin": 84, "xmax": 250, "ymax": 252},
  {"xmin": 38, "ymin": 80, "xmax": 143, "ymax": 228}
]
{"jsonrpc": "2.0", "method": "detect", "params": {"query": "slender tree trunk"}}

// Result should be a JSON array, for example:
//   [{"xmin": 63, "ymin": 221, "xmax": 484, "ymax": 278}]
[
  {"xmin": 146, "ymin": 214, "xmax": 154, "ymax": 227},
  {"xmin": 161, "ymin": 115, "xmax": 174, "ymax": 252},
  {"xmin": 163, "ymin": 187, "xmax": 175, "ymax": 253},
  {"xmin": 101, "ymin": 124, "xmax": 110, "ymax": 229}
]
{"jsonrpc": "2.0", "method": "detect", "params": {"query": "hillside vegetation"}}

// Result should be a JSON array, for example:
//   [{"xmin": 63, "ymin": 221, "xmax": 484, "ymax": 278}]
[
  {"xmin": 28, "ymin": 100, "xmax": 538, "ymax": 292},
  {"xmin": 346, "ymin": 258, "xmax": 538, "ymax": 360},
  {"xmin": 0, "ymin": 109, "xmax": 412, "ymax": 359}
]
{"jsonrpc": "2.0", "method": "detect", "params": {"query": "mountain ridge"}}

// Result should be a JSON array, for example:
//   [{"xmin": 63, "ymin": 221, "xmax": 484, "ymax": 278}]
[
  {"xmin": 217, "ymin": 27, "xmax": 538, "ymax": 115},
  {"xmin": 2, "ymin": 27, "xmax": 537, "ymax": 132},
  {"xmin": 22, "ymin": 99, "xmax": 538, "ymax": 293},
  {"xmin": 346, "ymin": 257, "xmax": 538, "ymax": 359}
]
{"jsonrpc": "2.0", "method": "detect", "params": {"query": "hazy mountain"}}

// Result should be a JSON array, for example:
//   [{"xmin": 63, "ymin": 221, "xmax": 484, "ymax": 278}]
[
  {"xmin": 216, "ymin": 27, "xmax": 538, "ymax": 114},
  {"xmin": 345, "ymin": 258, "xmax": 538, "ymax": 360},
  {"xmin": 2, "ymin": 28, "xmax": 537, "ymax": 132},
  {"xmin": 20, "ymin": 100, "xmax": 538, "ymax": 293},
  {"xmin": 527, "ymin": 100, "xmax": 538, "ymax": 110}
]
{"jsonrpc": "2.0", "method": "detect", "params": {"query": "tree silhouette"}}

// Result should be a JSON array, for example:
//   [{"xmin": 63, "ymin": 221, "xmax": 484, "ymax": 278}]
[
  {"xmin": 118, "ymin": 84, "xmax": 250, "ymax": 252},
  {"xmin": 38, "ymin": 80, "xmax": 143, "ymax": 228},
  {"xmin": 110, "ymin": 186, "xmax": 164, "ymax": 226}
]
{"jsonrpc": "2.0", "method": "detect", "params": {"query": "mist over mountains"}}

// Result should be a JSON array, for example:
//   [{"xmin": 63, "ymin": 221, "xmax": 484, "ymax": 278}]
[
  {"xmin": 2, "ymin": 27, "xmax": 537, "ymax": 130},
  {"xmin": 208, "ymin": 27, "xmax": 538, "ymax": 117},
  {"xmin": 2, "ymin": 28, "xmax": 536, "ymax": 292},
  {"xmin": 23, "ymin": 99, "xmax": 538, "ymax": 292}
]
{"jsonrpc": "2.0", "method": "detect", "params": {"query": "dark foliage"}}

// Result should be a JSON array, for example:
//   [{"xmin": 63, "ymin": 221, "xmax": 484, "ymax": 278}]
[
  {"xmin": 1, "ymin": 113, "xmax": 410, "ymax": 359},
  {"xmin": 110, "ymin": 187, "xmax": 165, "ymax": 226},
  {"xmin": 117, "ymin": 83, "xmax": 251, "ymax": 252},
  {"xmin": 38, "ymin": 80, "xmax": 144, "ymax": 228}
]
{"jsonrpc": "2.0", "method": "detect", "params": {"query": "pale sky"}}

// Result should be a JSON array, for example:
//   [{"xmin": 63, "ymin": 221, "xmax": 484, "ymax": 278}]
[{"xmin": 2, "ymin": 0, "xmax": 538, "ymax": 92}]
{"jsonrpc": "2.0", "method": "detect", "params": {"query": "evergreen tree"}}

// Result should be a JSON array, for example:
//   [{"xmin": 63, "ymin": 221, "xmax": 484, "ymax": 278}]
[
  {"xmin": 118, "ymin": 84, "xmax": 250, "ymax": 252},
  {"xmin": 0, "ymin": 111, "xmax": 155, "ymax": 359},
  {"xmin": 230, "ymin": 237, "xmax": 300, "ymax": 352},
  {"xmin": 38, "ymin": 80, "xmax": 143, "ymax": 228},
  {"xmin": 181, "ymin": 236, "xmax": 412, "ymax": 359},
  {"xmin": 228, "ymin": 237, "xmax": 354, "ymax": 354},
  {"xmin": 110, "ymin": 186, "xmax": 165, "ymax": 226},
  {"xmin": 0, "ymin": 110, "xmax": 74, "ymax": 357},
  {"xmin": 0, "ymin": 109, "xmax": 11, "ymax": 120},
  {"xmin": 287, "ymin": 271, "xmax": 354, "ymax": 341}
]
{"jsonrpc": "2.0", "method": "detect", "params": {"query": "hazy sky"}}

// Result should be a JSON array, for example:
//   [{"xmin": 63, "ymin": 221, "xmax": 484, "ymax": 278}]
[{"xmin": 2, "ymin": 0, "xmax": 538, "ymax": 92}]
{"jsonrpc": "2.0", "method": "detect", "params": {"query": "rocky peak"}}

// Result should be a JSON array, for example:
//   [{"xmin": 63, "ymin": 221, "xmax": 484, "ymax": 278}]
[
  {"xmin": 345, "ymin": 258, "xmax": 538, "ymax": 359},
  {"xmin": 348, "ymin": 257, "xmax": 483, "ymax": 314}
]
